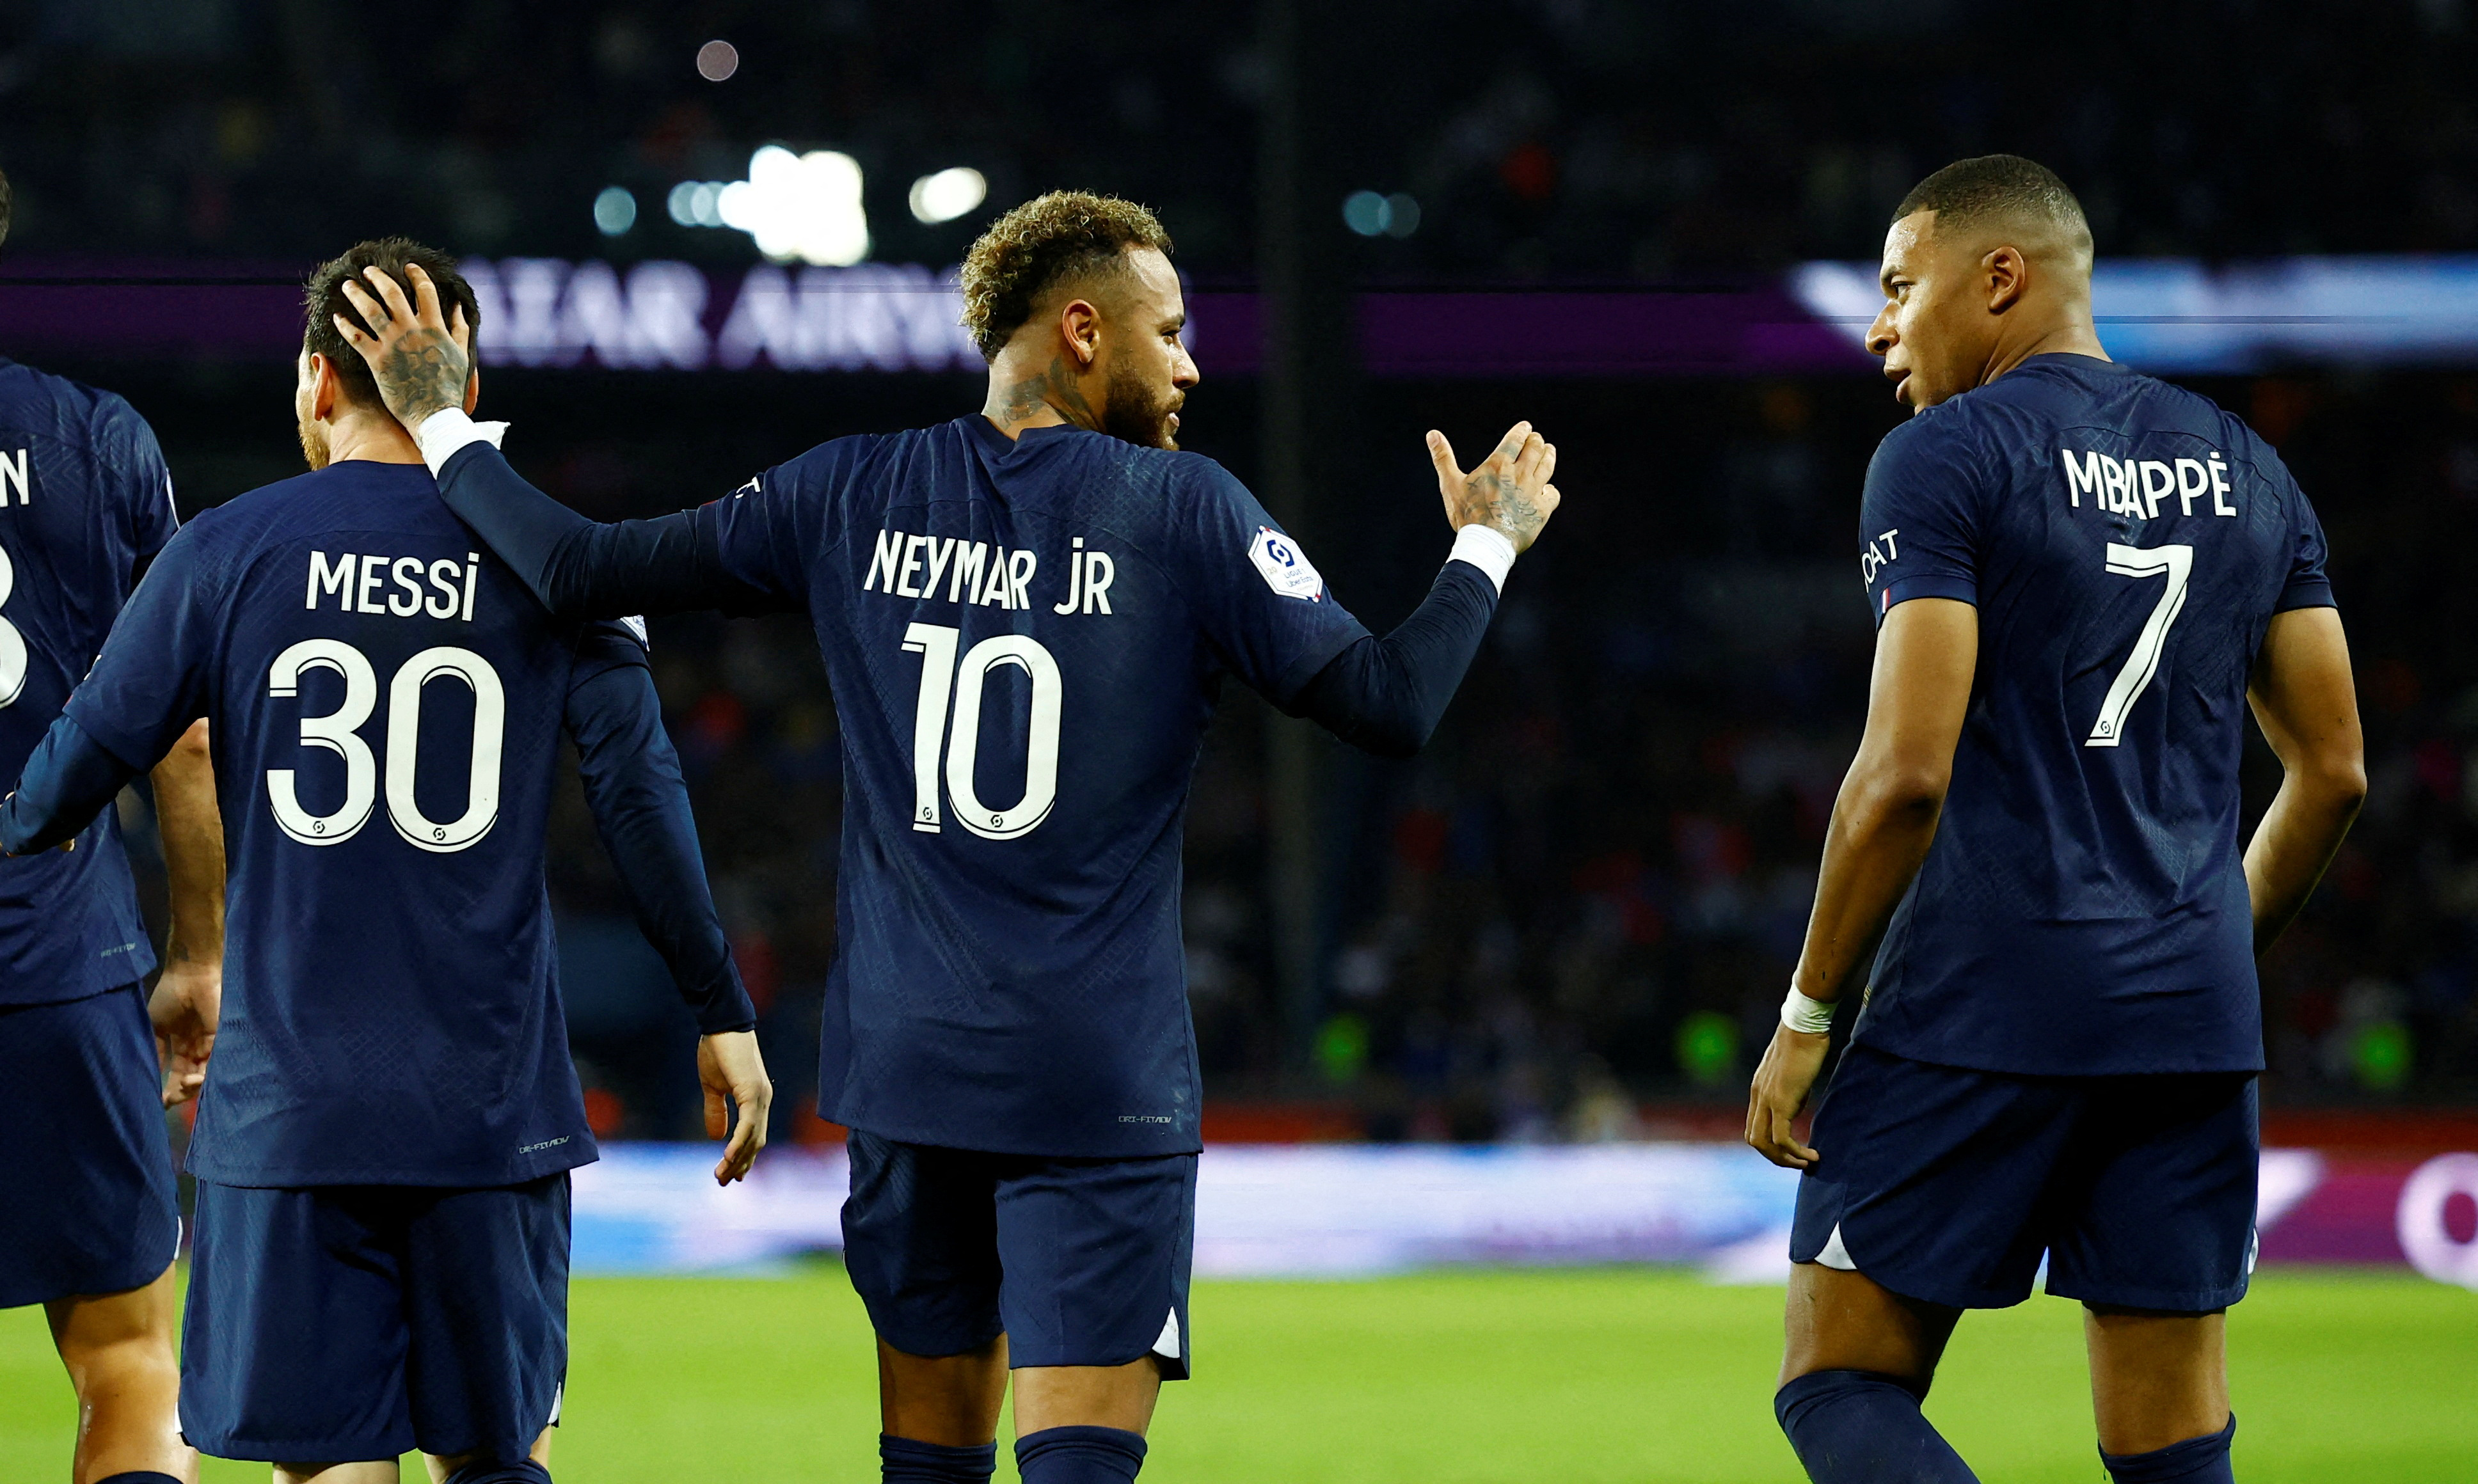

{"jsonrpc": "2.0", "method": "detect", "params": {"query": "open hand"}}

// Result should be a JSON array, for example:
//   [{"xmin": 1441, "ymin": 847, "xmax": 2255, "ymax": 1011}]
[
  {"xmin": 331, "ymin": 262, "xmax": 475, "ymax": 435},
  {"xmin": 698, "ymin": 1030, "xmax": 774, "ymax": 1185},
  {"xmin": 1427, "ymin": 421, "xmax": 1561, "ymax": 553},
  {"xmin": 150, "ymin": 958, "xmax": 220, "ymax": 1108},
  {"xmin": 1745, "ymin": 1023, "xmax": 1831, "ymax": 1169}
]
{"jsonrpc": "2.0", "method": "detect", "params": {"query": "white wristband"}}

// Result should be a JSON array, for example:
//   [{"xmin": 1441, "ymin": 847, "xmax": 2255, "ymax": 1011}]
[
  {"xmin": 1781, "ymin": 985, "xmax": 1838, "ymax": 1036},
  {"xmin": 412, "ymin": 406, "xmax": 511, "ymax": 475},
  {"xmin": 1449, "ymin": 524, "xmax": 1518, "ymax": 595}
]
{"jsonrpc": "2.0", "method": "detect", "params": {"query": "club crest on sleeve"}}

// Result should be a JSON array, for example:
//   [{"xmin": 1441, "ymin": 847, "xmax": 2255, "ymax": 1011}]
[{"xmin": 1248, "ymin": 526, "xmax": 1324, "ymax": 601}]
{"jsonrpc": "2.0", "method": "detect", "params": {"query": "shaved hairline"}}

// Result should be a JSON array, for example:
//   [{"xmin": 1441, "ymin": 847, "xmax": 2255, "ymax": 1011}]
[{"xmin": 1903, "ymin": 203, "xmax": 2095, "ymax": 284}]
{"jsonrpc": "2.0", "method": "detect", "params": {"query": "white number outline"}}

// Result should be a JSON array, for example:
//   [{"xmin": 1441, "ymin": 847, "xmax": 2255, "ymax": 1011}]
[
  {"xmin": 901, "ymin": 623, "xmax": 1063, "ymax": 841},
  {"xmin": 0, "ymin": 544, "xmax": 26, "ymax": 708},
  {"xmin": 267, "ymin": 639, "xmax": 379, "ymax": 844},
  {"xmin": 267, "ymin": 640, "xmax": 505, "ymax": 851},
  {"xmin": 2086, "ymin": 542, "xmax": 2194, "ymax": 748},
  {"xmin": 386, "ymin": 647, "xmax": 507, "ymax": 852}
]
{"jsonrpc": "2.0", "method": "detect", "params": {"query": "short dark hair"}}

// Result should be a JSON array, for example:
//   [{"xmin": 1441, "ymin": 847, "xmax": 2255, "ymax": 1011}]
[
  {"xmin": 303, "ymin": 238, "xmax": 481, "ymax": 407},
  {"xmin": 1894, "ymin": 154, "xmax": 2088, "ymax": 242},
  {"xmin": 0, "ymin": 166, "xmax": 13, "ymax": 253},
  {"xmin": 958, "ymin": 191, "xmax": 1173, "ymax": 361}
]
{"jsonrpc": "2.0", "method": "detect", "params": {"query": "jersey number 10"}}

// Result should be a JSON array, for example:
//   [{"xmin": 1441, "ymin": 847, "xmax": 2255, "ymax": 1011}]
[
  {"xmin": 266, "ymin": 639, "xmax": 505, "ymax": 852},
  {"xmin": 900, "ymin": 622, "xmax": 1061, "ymax": 840}
]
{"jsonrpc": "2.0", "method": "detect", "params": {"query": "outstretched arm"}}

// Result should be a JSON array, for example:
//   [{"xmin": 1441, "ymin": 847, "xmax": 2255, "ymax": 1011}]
[
  {"xmin": 1747, "ymin": 597, "xmax": 1977, "ymax": 1169},
  {"xmin": 1, "ymin": 713, "xmax": 144, "ymax": 855},
  {"xmin": 2243, "ymin": 606, "xmax": 2365, "ymax": 955},
  {"xmin": 330, "ymin": 262, "xmax": 784, "ymax": 621},
  {"xmin": 148, "ymin": 719, "xmax": 224, "ymax": 1107},
  {"xmin": 567, "ymin": 656, "xmax": 771, "ymax": 1183},
  {"xmin": 1291, "ymin": 423, "xmax": 1561, "ymax": 755}
]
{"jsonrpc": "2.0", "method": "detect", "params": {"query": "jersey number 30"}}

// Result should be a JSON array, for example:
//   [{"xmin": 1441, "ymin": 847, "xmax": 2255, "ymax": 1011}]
[
  {"xmin": 266, "ymin": 640, "xmax": 505, "ymax": 852},
  {"xmin": 2086, "ymin": 542, "xmax": 2193, "ymax": 748},
  {"xmin": 900, "ymin": 622, "xmax": 1061, "ymax": 839}
]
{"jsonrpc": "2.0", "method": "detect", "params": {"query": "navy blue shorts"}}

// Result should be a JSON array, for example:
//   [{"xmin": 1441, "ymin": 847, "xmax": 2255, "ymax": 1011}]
[
  {"xmin": 180, "ymin": 1174, "xmax": 569, "ymax": 1464},
  {"xmin": 1791, "ymin": 1045, "xmax": 2258, "ymax": 1313},
  {"xmin": 842, "ymin": 1132, "xmax": 1196, "ymax": 1380},
  {"xmin": 0, "ymin": 984, "xmax": 179, "ymax": 1308}
]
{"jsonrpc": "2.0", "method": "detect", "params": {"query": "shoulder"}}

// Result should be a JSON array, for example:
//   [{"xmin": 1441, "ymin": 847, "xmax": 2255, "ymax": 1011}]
[
  {"xmin": 1867, "ymin": 402, "xmax": 1989, "ymax": 490},
  {"xmin": 0, "ymin": 361, "xmax": 158, "ymax": 450}
]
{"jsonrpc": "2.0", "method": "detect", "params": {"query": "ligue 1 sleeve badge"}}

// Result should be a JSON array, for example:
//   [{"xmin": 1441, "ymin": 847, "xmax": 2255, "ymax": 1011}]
[{"xmin": 1248, "ymin": 525, "xmax": 1325, "ymax": 601}]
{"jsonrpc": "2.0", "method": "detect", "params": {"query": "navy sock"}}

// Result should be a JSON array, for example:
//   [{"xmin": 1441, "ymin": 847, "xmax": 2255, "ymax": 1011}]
[
  {"xmin": 882, "ymin": 1433, "xmax": 999, "ymax": 1483},
  {"xmin": 97, "ymin": 1474, "xmax": 185, "ymax": 1484},
  {"xmin": 440, "ymin": 1462, "xmax": 552, "ymax": 1484},
  {"xmin": 2101, "ymin": 1414, "xmax": 2236, "ymax": 1483},
  {"xmin": 1775, "ymin": 1370, "xmax": 1979, "ymax": 1483},
  {"xmin": 1014, "ymin": 1425, "xmax": 1147, "ymax": 1484}
]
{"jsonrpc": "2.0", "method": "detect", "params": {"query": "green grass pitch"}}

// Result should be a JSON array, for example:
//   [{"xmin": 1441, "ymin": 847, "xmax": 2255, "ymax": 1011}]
[{"xmin": 4, "ymin": 1267, "xmax": 2472, "ymax": 1481}]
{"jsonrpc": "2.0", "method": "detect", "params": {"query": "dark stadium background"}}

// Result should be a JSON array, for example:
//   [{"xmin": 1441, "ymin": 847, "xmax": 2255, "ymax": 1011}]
[{"xmin": 8, "ymin": 0, "xmax": 2478, "ymax": 1144}]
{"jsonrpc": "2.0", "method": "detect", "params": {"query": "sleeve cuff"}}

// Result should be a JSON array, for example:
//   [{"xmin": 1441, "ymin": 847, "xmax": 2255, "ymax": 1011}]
[
  {"xmin": 1873, "ymin": 573, "xmax": 1977, "ymax": 625},
  {"xmin": 414, "ymin": 407, "xmax": 511, "ymax": 475},
  {"xmin": 1449, "ymin": 525, "xmax": 1518, "ymax": 596},
  {"xmin": 2275, "ymin": 579, "xmax": 2336, "ymax": 613}
]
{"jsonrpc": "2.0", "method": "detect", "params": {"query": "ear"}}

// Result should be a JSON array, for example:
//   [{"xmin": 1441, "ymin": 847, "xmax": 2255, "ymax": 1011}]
[
  {"xmin": 1058, "ymin": 297, "xmax": 1104, "ymax": 369},
  {"xmin": 1984, "ymin": 246, "xmax": 2028, "ymax": 315},
  {"xmin": 308, "ymin": 352, "xmax": 342, "ymax": 423}
]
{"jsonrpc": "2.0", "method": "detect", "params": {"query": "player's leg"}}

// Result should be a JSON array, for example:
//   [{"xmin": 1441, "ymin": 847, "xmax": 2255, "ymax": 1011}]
[
  {"xmin": 397, "ymin": 1176, "xmax": 571, "ymax": 1482},
  {"xmin": 2049, "ymin": 1073, "xmax": 2255, "ymax": 1483},
  {"xmin": 843, "ymin": 1133, "xmax": 1010, "ymax": 1482},
  {"xmin": 994, "ymin": 1151, "xmax": 1195, "ymax": 1484},
  {"xmin": 1774, "ymin": 1046, "xmax": 2081, "ymax": 1484},
  {"xmin": 180, "ymin": 1183, "xmax": 417, "ymax": 1480},
  {"xmin": 44, "ymin": 1265, "xmax": 193, "ymax": 1484},
  {"xmin": 0, "ymin": 985, "xmax": 188, "ymax": 1484}
]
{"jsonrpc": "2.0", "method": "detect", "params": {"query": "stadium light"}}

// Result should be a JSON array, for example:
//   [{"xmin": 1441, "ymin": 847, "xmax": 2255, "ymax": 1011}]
[
  {"xmin": 908, "ymin": 168, "xmax": 988, "ymax": 226},
  {"xmin": 1343, "ymin": 190, "xmax": 1421, "ymax": 239},
  {"xmin": 592, "ymin": 186, "xmax": 637, "ymax": 237},
  {"xmin": 696, "ymin": 39, "xmax": 738, "ymax": 82},
  {"xmin": 672, "ymin": 146, "xmax": 868, "ymax": 266}
]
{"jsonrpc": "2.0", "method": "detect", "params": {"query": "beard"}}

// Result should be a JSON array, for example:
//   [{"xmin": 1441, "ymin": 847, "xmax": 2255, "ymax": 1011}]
[
  {"xmin": 297, "ymin": 413, "xmax": 331, "ymax": 471},
  {"xmin": 1102, "ymin": 358, "xmax": 1183, "ymax": 450}
]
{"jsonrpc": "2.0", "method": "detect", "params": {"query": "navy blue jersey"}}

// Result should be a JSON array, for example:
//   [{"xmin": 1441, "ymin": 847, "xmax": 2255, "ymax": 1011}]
[
  {"xmin": 65, "ymin": 461, "xmax": 649, "ymax": 1187},
  {"xmin": 1855, "ymin": 354, "xmax": 2333, "ymax": 1076},
  {"xmin": 0, "ymin": 359, "xmax": 175, "ymax": 1005},
  {"xmin": 710, "ymin": 418, "xmax": 1368, "ymax": 1156}
]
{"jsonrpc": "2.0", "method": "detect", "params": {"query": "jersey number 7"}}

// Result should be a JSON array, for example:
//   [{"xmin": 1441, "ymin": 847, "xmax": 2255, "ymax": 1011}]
[
  {"xmin": 900, "ymin": 622, "xmax": 1061, "ymax": 840},
  {"xmin": 2086, "ymin": 542, "xmax": 2194, "ymax": 748}
]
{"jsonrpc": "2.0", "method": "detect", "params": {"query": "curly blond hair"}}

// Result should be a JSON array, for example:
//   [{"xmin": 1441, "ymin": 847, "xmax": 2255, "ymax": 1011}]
[{"xmin": 958, "ymin": 191, "xmax": 1173, "ymax": 360}]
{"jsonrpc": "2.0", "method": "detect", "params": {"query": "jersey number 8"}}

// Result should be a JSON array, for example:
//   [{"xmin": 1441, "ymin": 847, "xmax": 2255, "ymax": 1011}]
[
  {"xmin": 900, "ymin": 622, "xmax": 1061, "ymax": 840},
  {"xmin": 266, "ymin": 639, "xmax": 505, "ymax": 853},
  {"xmin": 0, "ymin": 544, "xmax": 28, "ymax": 708}
]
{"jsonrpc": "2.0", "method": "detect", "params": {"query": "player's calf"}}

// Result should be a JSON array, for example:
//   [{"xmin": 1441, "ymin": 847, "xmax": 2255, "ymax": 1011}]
[{"xmin": 45, "ymin": 1265, "xmax": 193, "ymax": 1484}]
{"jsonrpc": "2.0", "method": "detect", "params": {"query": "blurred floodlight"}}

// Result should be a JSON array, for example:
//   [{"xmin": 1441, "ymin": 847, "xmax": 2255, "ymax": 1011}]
[
  {"xmin": 1383, "ymin": 192, "xmax": 1421, "ymax": 238},
  {"xmin": 706, "ymin": 145, "xmax": 870, "ymax": 267},
  {"xmin": 592, "ymin": 186, "xmax": 637, "ymax": 237},
  {"xmin": 1343, "ymin": 190, "xmax": 1388, "ymax": 236},
  {"xmin": 908, "ymin": 167, "xmax": 989, "ymax": 225},
  {"xmin": 666, "ymin": 182, "xmax": 697, "ymax": 226},
  {"xmin": 696, "ymin": 40, "xmax": 739, "ymax": 82}
]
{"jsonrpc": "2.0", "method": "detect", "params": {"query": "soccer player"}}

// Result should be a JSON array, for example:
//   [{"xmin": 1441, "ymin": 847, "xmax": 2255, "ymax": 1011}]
[
  {"xmin": 328, "ymin": 192, "xmax": 1559, "ymax": 1484},
  {"xmin": 1, "ymin": 239, "xmax": 775, "ymax": 1484},
  {"xmin": 0, "ymin": 163, "xmax": 222, "ymax": 1484},
  {"xmin": 1745, "ymin": 155, "xmax": 2365, "ymax": 1484}
]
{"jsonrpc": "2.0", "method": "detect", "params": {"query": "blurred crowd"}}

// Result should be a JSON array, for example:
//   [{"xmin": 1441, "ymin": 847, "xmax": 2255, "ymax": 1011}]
[{"xmin": 3, "ymin": 0, "xmax": 2476, "ymax": 279}]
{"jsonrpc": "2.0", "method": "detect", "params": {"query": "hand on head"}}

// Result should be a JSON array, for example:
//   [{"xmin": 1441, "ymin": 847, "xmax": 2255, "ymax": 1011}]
[{"xmin": 330, "ymin": 263, "xmax": 477, "ymax": 434}]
